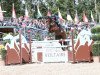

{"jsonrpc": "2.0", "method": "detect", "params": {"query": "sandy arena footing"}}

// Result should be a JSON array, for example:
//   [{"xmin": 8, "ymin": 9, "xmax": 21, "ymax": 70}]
[{"xmin": 0, "ymin": 62, "xmax": 100, "ymax": 75}]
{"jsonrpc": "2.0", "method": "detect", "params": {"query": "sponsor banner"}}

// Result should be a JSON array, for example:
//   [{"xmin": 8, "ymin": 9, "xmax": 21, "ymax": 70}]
[
  {"xmin": 31, "ymin": 41, "xmax": 68, "ymax": 62},
  {"xmin": 43, "ymin": 51, "xmax": 68, "ymax": 62}
]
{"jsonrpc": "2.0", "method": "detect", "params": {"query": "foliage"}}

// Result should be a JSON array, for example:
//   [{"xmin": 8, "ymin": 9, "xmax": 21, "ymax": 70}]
[
  {"xmin": 96, "ymin": 2, "xmax": 100, "ymax": 13},
  {"xmin": 0, "ymin": 0, "xmax": 100, "ymax": 21},
  {"xmin": 1, "ymin": 0, "xmax": 22, "ymax": 17},
  {"xmin": 0, "ymin": 45, "xmax": 4, "ymax": 54},
  {"xmin": 92, "ymin": 34, "xmax": 100, "ymax": 41},
  {"xmin": 96, "ymin": 27, "xmax": 100, "ymax": 33},
  {"xmin": 56, "ymin": 0, "xmax": 74, "ymax": 19},
  {"xmin": 91, "ymin": 26, "xmax": 100, "ymax": 34},
  {"xmin": 91, "ymin": 25, "xmax": 100, "ymax": 56},
  {"xmin": 75, "ymin": 0, "xmax": 95, "ymax": 21},
  {"xmin": 92, "ymin": 43, "xmax": 100, "ymax": 56},
  {"xmin": 0, "ymin": 48, "xmax": 6, "ymax": 60},
  {"xmin": 91, "ymin": 27, "xmax": 96, "ymax": 34}
]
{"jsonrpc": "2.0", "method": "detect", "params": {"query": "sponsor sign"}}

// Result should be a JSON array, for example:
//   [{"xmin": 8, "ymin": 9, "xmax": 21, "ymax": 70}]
[{"xmin": 31, "ymin": 41, "xmax": 68, "ymax": 63}]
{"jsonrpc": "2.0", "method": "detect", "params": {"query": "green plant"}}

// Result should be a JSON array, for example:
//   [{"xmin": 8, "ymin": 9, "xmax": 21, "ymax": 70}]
[
  {"xmin": 91, "ymin": 27, "xmax": 96, "ymax": 34},
  {"xmin": 96, "ymin": 27, "xmax": 100, "ymax": 33},
  {"xmin": 91, "ymin": 25, "xmax": 100, "ymax": 56},
  {"xmin": 92, "ymin": 35, "xmax": 97, "ymax": 41},
  {"xmin": 0, "ymin": 45, "xmax": 5, "ymax": 55},
  {"xmin": 92, "ymin": 34, "xmax": 100, "ymax": 41},
  {"xmin": 92, "ymin": 44, "xmax": 100, "ymax": 56},
  {"xmin": 0, "ymin": 48, "xmax": 7, "ymax": 60},
  {"xmin": 91, "ymin": 26, "xmax": 100, "ymax": 34}
]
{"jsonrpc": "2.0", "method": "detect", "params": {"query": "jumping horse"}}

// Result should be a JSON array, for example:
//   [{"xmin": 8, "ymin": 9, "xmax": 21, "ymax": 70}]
[
  {"xmin": 47, "ymin": 16, "xmax": 66, "ymax": 40},
  {"xmin": 46, "ymin": 16, "xmax": 68, "ymax": 49}
]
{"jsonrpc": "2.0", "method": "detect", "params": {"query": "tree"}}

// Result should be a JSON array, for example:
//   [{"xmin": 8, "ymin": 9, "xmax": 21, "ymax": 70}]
[
  {"xmin": 0, "ymin": 0, "xmax": 99, "ymax": 22},
  {"xmin": 75, "ymin": 0, "xmax": 95, "ymax": 21},
  {"xmin": 0, "ymin": 0, "xmax": 22, "ymax": 17}
]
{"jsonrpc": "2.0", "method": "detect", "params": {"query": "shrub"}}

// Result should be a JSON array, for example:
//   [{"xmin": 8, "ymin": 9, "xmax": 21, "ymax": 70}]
[
  {"xmin": 91, "ymin": 26, "xmax": 100, "ymax": 56},
  {"xmin": 91, "ymin": 26, "xmax": 100, "ymax": 34},
  {"xmin": 92, "ymin": 43, "xmax": 100, "ymax": 56},
  {"xmin": 0, "ymin": 48, "xmax": 7, "ymax": 60},
  {"xmin": 96, "ymin": 26, "xmax": 100, "ymax": 33},
  {"xmin": 92, "ymin": 35, "xmax": 97, "ymax": 41},
  {"xmin": 92, "ymin": 34, "xmax": 100, "ymax": 41},
  {"xmin": 91, "ymin": 27, "xmax": 96, "ymax": 34}
]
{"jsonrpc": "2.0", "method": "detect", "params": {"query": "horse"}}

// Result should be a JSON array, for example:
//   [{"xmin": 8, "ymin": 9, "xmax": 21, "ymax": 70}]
[{"xmin": 47, "ymin": 16, "xmax": 66, "ymax": 40}]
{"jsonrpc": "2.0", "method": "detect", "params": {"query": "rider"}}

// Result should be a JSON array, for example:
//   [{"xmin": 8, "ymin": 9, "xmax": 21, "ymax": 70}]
[{"xmin": 51, "ymin": 14, "xmax": 66, "ymax": 32}]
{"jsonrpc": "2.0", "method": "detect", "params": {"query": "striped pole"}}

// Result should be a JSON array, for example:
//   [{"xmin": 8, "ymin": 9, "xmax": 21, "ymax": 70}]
[
  {"xmin": 19, "ymin": 29, "xmax": 22, "ymax": 64},
  {"xmin": 71, "ymin": 28, "xmax": 75, "ymax": 63}
]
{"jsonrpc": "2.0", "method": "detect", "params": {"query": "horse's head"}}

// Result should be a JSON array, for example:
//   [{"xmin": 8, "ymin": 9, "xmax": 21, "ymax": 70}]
[
  {"xmin": 49, "ymin": 22, "xmax": 60, "ymax": 33},
  {"xmin": 46, "ymin": 16, "xmax": 60, "ymax": 33}
]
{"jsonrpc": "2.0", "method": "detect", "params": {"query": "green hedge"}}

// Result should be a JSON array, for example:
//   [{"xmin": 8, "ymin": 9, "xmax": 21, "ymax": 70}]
[
  {"xmin": 92, "ymin": 34, "xmax": 100, "ymax": 41},
  {"xmin": 91, "ymin": 26, "xmax": 100, "ymax": 34},
  {"xmin": 1, "ymin": 48, "xmax": 7, "ymax": 60},
  {"xmin": 92, "ymin": 43, "xmax": 100, "ymax": 56},
  {"xmin": 91, "ymin": 27, "xmax": 96, "ymax": 34},
  {"xmin": 91, "ymin": 26, "xmax": 100, "ymax": 56}
]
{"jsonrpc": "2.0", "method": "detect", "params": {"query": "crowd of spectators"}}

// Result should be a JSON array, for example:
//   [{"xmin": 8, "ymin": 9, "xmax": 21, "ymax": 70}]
[{"xmin": 0, "ymin": 16, "xmax": 95, "ymax": 40}]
